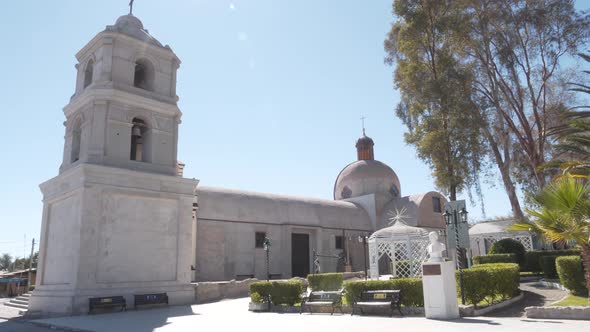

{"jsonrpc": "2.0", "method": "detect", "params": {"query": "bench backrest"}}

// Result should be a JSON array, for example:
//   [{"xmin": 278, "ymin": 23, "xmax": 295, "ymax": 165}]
[
  {"xmin": 360, "ymin": 290, "xmax": 401, "ymax": 303},
  {"xmin": 89, "ymin": 296, "xmax": 126, "ymax": 306},
  {"xmin": 134, "ymin": 293, "xmax": 168, "ymax": 306},
  {"xmin": 308, "ymin": 291, "xmax": 342, "ymax": 302}
]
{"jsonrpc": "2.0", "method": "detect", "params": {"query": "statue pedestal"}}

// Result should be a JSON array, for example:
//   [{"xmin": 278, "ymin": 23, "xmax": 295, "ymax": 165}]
[{"xmin": 422, "ymin": 261, "xmax": 460, "ymax": 320}]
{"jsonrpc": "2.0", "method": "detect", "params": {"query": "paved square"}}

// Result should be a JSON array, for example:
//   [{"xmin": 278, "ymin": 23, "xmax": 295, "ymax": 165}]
[{"xmin": 31, "ymin": 298, "xmax": 589, "ymax": 332}]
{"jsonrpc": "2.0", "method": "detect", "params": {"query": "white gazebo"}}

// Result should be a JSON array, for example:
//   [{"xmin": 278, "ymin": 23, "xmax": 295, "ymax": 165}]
[
  {"xmin": 368, "ymin": 221, "xmax": 430, "ymax": 279},
  {"xmin": 469, "ymin": 219, "xmax": 534, "ymax": 257}
]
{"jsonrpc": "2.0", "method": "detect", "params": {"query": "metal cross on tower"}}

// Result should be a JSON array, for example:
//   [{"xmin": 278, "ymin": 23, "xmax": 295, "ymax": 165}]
[{"xmin": 360, "ymin": 116, "xmax": 366, "ymax": 135}]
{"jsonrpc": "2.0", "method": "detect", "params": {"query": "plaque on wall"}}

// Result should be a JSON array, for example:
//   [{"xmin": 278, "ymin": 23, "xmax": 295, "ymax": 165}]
[{"xmin": 422, "ymin": 264, "xmax": 441, "ymax": 276}]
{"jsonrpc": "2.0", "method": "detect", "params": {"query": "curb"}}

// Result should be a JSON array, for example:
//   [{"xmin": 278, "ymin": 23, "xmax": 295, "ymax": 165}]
[{"xmin": 459, "ymin": 292, "xmax": 525, "ymax": 317}]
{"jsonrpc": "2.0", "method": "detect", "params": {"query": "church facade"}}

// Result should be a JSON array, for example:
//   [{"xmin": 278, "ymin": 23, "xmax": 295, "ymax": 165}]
[{"xmin": 30, "ymin": 13, "xmax": 447, "ymax": 314}]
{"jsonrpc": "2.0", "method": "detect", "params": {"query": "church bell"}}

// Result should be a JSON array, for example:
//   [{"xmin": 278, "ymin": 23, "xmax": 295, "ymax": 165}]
[{"xmin": 132, "ymin": 126, "xmax": 142, "ymax": 137}]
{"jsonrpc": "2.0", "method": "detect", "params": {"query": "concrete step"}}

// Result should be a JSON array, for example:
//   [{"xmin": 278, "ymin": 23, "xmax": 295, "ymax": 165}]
[
  {"xmin": 10, "ymin": 299, "xmax": 29, "ymax": 305},
  {"xmin": 16, "ymin": 296, "xmax": 30, "ymax": 301},
  {"xmin": 4, "ymin": 302, "xmax": 29, "ymax": 310},
  {"xmin": 21, "ymin": 293, "xmax": 32, "ymax": 298}
]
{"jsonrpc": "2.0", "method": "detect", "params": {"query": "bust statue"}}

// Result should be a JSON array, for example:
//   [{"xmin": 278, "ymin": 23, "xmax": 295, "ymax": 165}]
[{"xmin": 427, "ymin": 231, "xmax": 445, "ymax": 262}]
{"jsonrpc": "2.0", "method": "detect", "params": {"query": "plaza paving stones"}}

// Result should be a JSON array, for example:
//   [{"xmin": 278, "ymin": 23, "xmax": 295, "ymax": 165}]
[{"xmin": 31, "ymin": 297, "xmax": 589, "ymax": 332}]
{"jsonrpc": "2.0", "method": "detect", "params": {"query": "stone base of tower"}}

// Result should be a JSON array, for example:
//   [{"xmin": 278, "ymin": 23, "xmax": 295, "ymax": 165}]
[
  {"xmin": 30, "ymin": 164, "xmax": 198, "ymax": 315},
  {"xmin": 29, "ymin": 284, "xmax": 195, "ymax": 315}
]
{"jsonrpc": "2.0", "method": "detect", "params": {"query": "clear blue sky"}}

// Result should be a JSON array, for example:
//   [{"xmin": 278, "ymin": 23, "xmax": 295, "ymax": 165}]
[{"xmin": 2, "ymin": 0, "xmax": 578, "ymax": 258}]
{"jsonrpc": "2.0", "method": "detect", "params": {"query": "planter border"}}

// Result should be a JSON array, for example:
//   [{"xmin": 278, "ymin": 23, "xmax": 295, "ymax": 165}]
[
  {"xmin": 459, "ymin": 292, "xmax": 524, "ymax": 317},
  {"xmin": 525, "ymin": 306, "xmax": 590, "ymax": 320}
]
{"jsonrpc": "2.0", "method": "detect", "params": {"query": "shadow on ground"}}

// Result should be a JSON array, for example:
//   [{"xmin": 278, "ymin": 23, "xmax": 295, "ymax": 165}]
[{"xmin": 32, "ymin": 305, "xmax": 199, "ymax": 332}]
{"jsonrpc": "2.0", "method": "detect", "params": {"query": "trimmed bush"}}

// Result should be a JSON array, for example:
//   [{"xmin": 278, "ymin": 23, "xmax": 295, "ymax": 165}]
[
  {"xmin": 343, "ymin": 278, "xmax": 424, "ymax": 307},
  {"xmin": 556, "ymin": 256, "xmax": 588, "ymax": 296},
  {"xmin": 250, "ymin": 281, "xmax": 272, "ymax": 302},
  {"xmin": 489, "ymin": 239, "xmax": 526, "ymax": 267},
  {"xmin": 540, "ymin": 256, "xmax": 559, "ymax": 279},
  {"xmin": 307, "ymin": 273, "xmax": 343, "ymax": 291},
  {"xmin": 459, "ymin": 263, "xmax": 520, "ymax": 307},
  {"xmin": 524, "ymin": 249, "xmax": 581, "ymax": 272},
  {"xmin": 473, "ymin": 254, "xmax": 516, "ymax": 265},
  {"xmin": 270, "ymin": 281, "xmax": 304, "ymax": 305},
  {"xmin": 249, "ymin": 280, "xmax": 304, "ymax": 306}
]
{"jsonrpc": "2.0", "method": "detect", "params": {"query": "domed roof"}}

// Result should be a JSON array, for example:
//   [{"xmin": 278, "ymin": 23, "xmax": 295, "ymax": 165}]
[
  {"xmin": 355, "ymin": 134, "xmax": 374, "ymax": 147},
  {"xmin": 106, "ymin": 15, "xmax": 164, "ymax": 48},
  {"xmin": 334, "ymin": 160, "xmax": 401, "ymax": 200},
  {"xmin": 370, "ymin": 221, "xmax": 428, "ymax": 239}
]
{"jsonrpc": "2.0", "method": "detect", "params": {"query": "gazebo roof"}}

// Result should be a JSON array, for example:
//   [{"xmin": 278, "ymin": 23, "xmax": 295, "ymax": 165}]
[
  {"xmin": 370, "ymin": 220, "xmax": 428, "ymax": 240},
  {"xmin": 469, "ymin": 218, "xmax": 530, "ymax": 236}
]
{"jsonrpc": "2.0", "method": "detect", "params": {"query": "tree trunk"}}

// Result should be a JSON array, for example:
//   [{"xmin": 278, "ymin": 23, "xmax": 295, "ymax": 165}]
[
  {"xmin": 482, "ymin": 126, "xmax": 526, "ymax": 221},
  {"xmin": 581, "ymin": 245, "xmax": 590, "ymax": 296},
  {"xmin": 449, "ymin": 185, "xmax": 457, "ymax": 201}
]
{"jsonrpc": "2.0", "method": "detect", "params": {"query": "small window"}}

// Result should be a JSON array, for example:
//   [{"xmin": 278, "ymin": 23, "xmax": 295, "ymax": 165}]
[
  {"xmin": 71, "ymin": 117, "xmax": 82, "ymax": 163},
  {"xmin": 432, "ymin": 196, "xmax": 442, "ymax": 213},
  {"xmin": 255, "ymin": 232, "xmax": 266, "ymax": 248},
  {"xmin": 390, "ymin": 185, "xmax": 399, "ymax": 197},
  {"xmin": 84, "ymin": 59, "xmax": 94, "ymax": 88},
  {"xmin": 335, "ymin": 236, "xmax": 343, "ymax": 250},
  {"xmin": 341, "ymin": 186, "xmax": 352, "ymax": 199}
]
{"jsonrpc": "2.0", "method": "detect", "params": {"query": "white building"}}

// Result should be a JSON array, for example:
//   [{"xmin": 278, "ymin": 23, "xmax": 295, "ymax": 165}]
[{"xmin": 31, "ymin": 13, "xmax": 447, "ymax": 314}]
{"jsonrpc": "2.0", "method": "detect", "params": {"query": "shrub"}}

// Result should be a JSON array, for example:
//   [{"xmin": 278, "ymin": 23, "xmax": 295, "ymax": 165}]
[
  {"xmin": 307, "ymin": 273, "xmax": 343, "ymax": 291},
  {"xmin": 473, "ymin": 254, "xmax": 516, "ymax": 265},
  {"xmin": 249, "ymin": 281, "xmax": 304, "ymax": 305},
  {"xmin": 270, "ymin": 281, "xmax": 304, "ymax": 306},
  {"xmin": 459, "ymin": 263, "xmax": 520, "ymax": 307},
  {"xmin": 343, "ymin": 278, "xmax": 424, "ymax": 307},
  {"xmin": 540, "ymin": 256, "xmax": 559, "ymax": 279},
  {"xmin": 489, "ymin": 239, "xmax": 526, "ymax": 267},
  {"xmin": 250, "ymin": 292, "xmax": 263, "ymax": 303},
  {"xmin": 250, "ymin": 281, "xmax": 272, "ymax": 302},
  {"xmin": 556, "ymin": 256, "xmax": 588, "ymax": 296},
  {"xmin": 524, "ymin": 249, "xmax": 581, "ymax": 272}
]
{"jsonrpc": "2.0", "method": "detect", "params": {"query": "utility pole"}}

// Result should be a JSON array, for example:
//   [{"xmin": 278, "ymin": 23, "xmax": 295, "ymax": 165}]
[{"xmin": 27, "ymin": 238, "xmax": 35, "ymax": 293}]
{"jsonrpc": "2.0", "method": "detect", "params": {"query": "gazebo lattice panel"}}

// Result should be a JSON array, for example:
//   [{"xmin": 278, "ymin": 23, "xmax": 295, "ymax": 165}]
[
  {"xmin": 369, "ymin": 224, "xmax": 430, "ymax": 279},
  {"xmin": 472, "ymin": 234, "xmax": 533, "ymax": 251}
]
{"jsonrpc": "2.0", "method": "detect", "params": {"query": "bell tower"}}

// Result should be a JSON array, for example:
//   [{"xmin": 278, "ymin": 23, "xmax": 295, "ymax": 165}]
[
  {"xmin": 60, "ymin": 14, "xmax": 182, "ymax": 176},
  {"xmin": 30, "ymin": 13, "xmax": 199, "ymax": 315}
]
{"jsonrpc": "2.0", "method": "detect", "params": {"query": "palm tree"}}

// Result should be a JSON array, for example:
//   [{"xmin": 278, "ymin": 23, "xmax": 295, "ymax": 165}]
[
  {"xmin": 510, "ymin": 176, "xmax": 590, "ymax": 294},
  {"xmin": 543, "ymin": 53, "xmax": 590, "ymax": 179}
]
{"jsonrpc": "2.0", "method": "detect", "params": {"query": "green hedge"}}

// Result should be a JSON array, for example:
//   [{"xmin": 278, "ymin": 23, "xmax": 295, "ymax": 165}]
[
  {"xmin": 460, "ymin": 263, "xmax": 520, "ymax": 307},
  {"xmin": 249, "ymin": 281, "xmax": 304, "ymax": 305},
  {"xmin": 473, "ymin": 254, "xmax": 516, "ymax": 265},
  {"xmin": 556, "ymin": 256, "xmax": 588, "ymax": 296},
  {"xmin": 343, "ymin": 278, "xmax": 424, "ymax": 307},
  {"xmin": 307, "ymin": 273, "xmax": 343, "ymax": 291},
  {"xmin": 489, "ymin": 239, "xmax": 526, "ymax": 267},
  {"xmin": 540, "ymin": 256, "xmax": 559, "ymax": 279},
  {"xmin": 524, "ymin": 249, "xmax": 581, "ymax": 272}
]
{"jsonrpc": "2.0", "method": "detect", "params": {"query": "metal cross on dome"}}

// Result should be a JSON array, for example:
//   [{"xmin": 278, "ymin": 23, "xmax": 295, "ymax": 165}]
[
  {"xmin": 360, "ymin": 116, "xmax": 366, "ymax": 135},
  {"xmin": 129, "ymin": 0, "xmax": 135, "ymax": 15}
]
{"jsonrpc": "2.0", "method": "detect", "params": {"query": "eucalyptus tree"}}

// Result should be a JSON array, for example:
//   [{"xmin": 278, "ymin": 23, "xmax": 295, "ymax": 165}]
[
  {"xmin": 464, "ymin": 0, "xmax": 590, "ymax": 195},
  {"xmin": 385, "ymin": 0, "xmax": 486, "ymax": 201}
]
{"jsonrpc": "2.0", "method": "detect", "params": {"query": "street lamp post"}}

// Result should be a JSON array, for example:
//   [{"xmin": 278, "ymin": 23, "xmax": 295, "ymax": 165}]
[
  {"xmin": 263, "ymin": 237, "xmax": 271, "ymax": 282},
  {"xmin": 443, "ymin": 207, "xmax": 468, "ymax": 305},
  {"xmin": 358, "ymin": 235, "xmax": 368, "ymax": 280}
]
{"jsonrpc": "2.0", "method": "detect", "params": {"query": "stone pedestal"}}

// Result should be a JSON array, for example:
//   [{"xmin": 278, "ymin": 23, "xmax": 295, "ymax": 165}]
[
  {"xmin": 29, "ymin": 164, "xmax": 198, "ymax": 315},
  {"xmin": 422, "ymin": 261, "xmax": 459, "ymax": 320}
]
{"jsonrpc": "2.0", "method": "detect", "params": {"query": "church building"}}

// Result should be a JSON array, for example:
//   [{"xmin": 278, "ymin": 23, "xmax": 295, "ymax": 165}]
[
  {"xmin": 30, "ymin": 13, "xmax": 447, "ymax": 314},
  {"xmin": 194, "ymin": 128, "xmax": 448, "ymax": 281}
]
